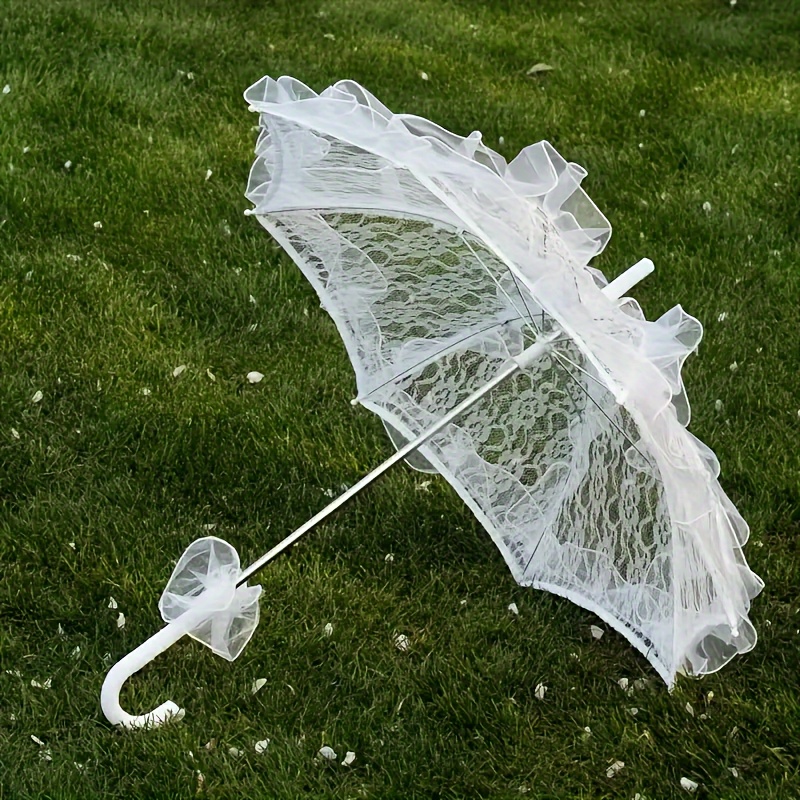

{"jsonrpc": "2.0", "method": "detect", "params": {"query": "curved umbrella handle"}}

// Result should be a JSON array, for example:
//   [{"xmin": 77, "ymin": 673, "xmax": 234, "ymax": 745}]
[{"xmin": 101, "ymin": 621, "xmax": 190, "ymax": 729}]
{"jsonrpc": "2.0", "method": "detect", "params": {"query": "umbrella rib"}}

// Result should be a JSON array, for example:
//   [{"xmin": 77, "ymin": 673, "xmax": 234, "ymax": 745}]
[{"xmin": 356, "ymin": 314, "xmax": 527, "ymax": 402}]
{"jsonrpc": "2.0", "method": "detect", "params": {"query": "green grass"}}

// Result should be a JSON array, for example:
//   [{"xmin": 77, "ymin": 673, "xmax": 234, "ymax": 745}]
[{"xmin": 1, "ymin": 0, "xmax": 799, "ymax": 797}]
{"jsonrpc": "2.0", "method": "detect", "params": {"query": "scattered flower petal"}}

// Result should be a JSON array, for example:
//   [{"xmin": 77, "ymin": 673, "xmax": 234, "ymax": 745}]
[
  {"xmin": 247, "ymin": 371, "xmax": 264, "ymax": 384},
  {"xmin": 590, "ymin": 625, "xmax": 604, "ymax": 640},
  {"xmin": 718, "ymin": 311, "xmax": 728, "ymax": 322},
  {"xmin": 639, "ymin": 109, "xmax": 646, "ymax": 117},
  {"xmin": 498, "ymin": 136, "xmax": 505, "ymax": 146},
  {"xmin": 195, "ymin": 771, "xmax": 205, "ymax": 791},
  {"xmin": 228, "ymin": 747, "xmax": 243, "ymax": 758},
  {"xmin": 2, "ymin": 84, "xmax": 10, "ymax": 94},
  {"xmin": 728, "ymin": 767, "xmax": 739, "ymax": 778},
  {"xmin": 255, "ymin": 739, "xmax": 270, "ymax": 754},
  {"xmin": 606, "ymin": 760, "xmax": 625, "ymax": 778},
  {"xmin": 172, "ymin": 364, "xmax": 187, "ymax": 378},
  {"xmin": 527, "ymin": 63, "xmax": 554, "ymax": 75},
  {"xmin": 108, "ymin": 597, "xmax": 118, "ymax": 609},
  {"xmin": 384, "ymin": 553, "xmax": 394, "ymax": 563},
  {"xmin": 323, "ymin": 622, "xmax": 333, "ymax": 637},
  {"xmin": 534, "ymin": 683, "xmax": 547, "ymax": 700},
  {"xmin": 419, "ymin": 71, "xmax": 429, "ymax": 81},
  {"xmin": 205, "ymin": 169, "xmax": 213, "ymax": 181},
  {"xmin": 203, "ymin": 739, "xmax": 217, "ymax": 751},
  {"xmin": 393, "ymin": 633, "xmax": 411, "ymax": 652},
  {"xmin": 23, "ymin": 146, "xmax": 30, "ymax": 154},
  {"xmin": 628, "ymin": 707, "xmax": 639, "ymax": 716},
  {"xmin": 57, "ymin": 623, "xmax": 65, "ymax": 635},
  {"xmin": 715, "ymin": 399, "xmax": 724, "ymax": 412},
  {"xmin": 68, "ymin": 542, "xmax": 76, "ymax": 550},
  {"xmin": 71, "ymin": 646, "xmax": 81, "ymax": 658},
  {"xmin": 249, "ymin": 294, "xmax": 257, "ymax": 305},
  {"xmin": 702, "ymin": 201, "xmax": 712, "ymax": 213},
  {"xmin": 31, "ymin": 678, "xmax": 52, "ymax": 689},
  {"xmin": 64, "ymin": 160, "xmax": 72, "ymax": 170},
  {"xmin": 252, "ymin": 678, "xmax": 267, "ymax": 694},
  {"xmin": 93, "ymin": 221, "xmax": 103, "ymax": 230},
  {"xmin": 617, "ymin": 678, "xmax": 629, "ymax": 691},
  {"xmin": 40, "ymin": 748, "xmax": 53, "ymax": 762},
  {"xmin": 729, "ymin": 361, "xmax": 738, "ymax": 372},
  {"xmin": 342, "ymin": 751, "xmax": 356, "ymax": 766},
  {"xmin": 31, "ymin": 735, "xmax": 45, "ymax": 746},
  {"xmin": 508, "ymin": 602, "xmax": 519, "ymax": 616},
  {"xmin": 11, "ymin": 428, "xmax": 20, "ymax": 439},
  {"xmin": 117, "ymin": 612, "xmax": 126, "ymax": 629},
  {"xmin": 318, "ymin": 745, "xmax": 337, "ymax": 760},
  {"xmin": 141, "ymin": 388, "xmax": 151, "ymax": 396},
  {"xmin": 685, "ymin": 702, "xmax": 694, "ymax": 716},
  {"xmin": 31, "ymin": 390, "xmax": 43, "ymax": 404},
  {"xmin": 680, "ymin": 777, "xmax": 699, "ymax": 793},
  {"xmin": 207, "ymin": 368, "xmax": 216, "ymax": 382}
]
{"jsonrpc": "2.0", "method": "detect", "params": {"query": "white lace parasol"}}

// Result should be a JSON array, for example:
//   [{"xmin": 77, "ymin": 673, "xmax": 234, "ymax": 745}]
[{"xmin": 242, "ymin": 75, "xmax": 762, "ymax": 685}]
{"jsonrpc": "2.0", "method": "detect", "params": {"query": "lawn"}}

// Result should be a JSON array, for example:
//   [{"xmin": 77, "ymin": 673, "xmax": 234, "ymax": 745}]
[{"xmin": 1, "ymin": 0, "xmax": 799, "ymax": 797}]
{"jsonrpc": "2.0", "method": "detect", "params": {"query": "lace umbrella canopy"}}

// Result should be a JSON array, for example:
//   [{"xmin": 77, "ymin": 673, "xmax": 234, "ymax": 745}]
[{"xmin": 242, "ymin": 75, "xmax": 761, "ymax": 686}]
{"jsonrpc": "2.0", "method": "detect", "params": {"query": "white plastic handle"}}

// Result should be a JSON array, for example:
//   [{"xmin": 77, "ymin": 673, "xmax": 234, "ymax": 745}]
[{"xmin": 101, "ymin": 620, "xmax": 190, "ymax": 729}]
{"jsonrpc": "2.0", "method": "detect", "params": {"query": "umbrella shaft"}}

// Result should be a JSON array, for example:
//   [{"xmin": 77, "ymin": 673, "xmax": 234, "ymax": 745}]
[{"xmin": 236, "ymin": 344, "xmax": 552, "ymax": 585}]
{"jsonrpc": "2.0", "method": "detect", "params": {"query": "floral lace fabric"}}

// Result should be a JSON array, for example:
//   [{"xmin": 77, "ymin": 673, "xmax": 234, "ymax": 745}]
[{"xmin": 244, "ymin": 75, "xmax": 762, "ymax": 685}]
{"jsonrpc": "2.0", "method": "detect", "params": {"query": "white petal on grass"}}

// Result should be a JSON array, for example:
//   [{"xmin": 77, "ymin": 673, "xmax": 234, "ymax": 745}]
[
  {"xmin": 172, "ymin": 364, "xmax": 187, "ymax": 378},
  {"xmin": 606, "ymin": 760, "xmax": 625, "ymax": 778},
  {"xmin": 249, "ymin": 294, "xmax": 257, "ymax": 305},
  {"xmin": 680, "ymin": 777, "xmax": 699, "ymax": 793},
  {"xmin": 251, "ymin": 677, "xmax": 267, "ymax": 694},
  {"xmin": 68, "ymin": 541, "xmax": 76, "ymax": 550},
  {"xmin": 323, "ymin": 622, "xmax": 333, "ymax": 637},
  {"xmin": 342, "ymin": 751, "xmax": 356, "ymax": 766},
  {"xmin": 628, "ymin": 707, "xmax": 639, "ymax": 716},
  {"xmin": 108, "ymin": 597, "xmax": 118, "ymax": 609},
  {"xmin": 715, "ymin": 399, "xmax": 724, "ymax": 412},
  {"xmin": 195, "ymin": 772, "xmax": 205, "ymax": 792},
  {"xmin": 205, "ymin": 169, "xmax": 213, "ymax": 181},
  {"xmin": 718, "ymin": 311, "xmax": 728, "ymax": 322},
  {"xmin": 318, "ymin": 745, "xmax": 337, "ymax": 760},
  {"xmin": 639, "ymin": 109, "xmax": 646, "ymax": 117},
  {"xmin": 31, "ymin": 390, "xmax": 43, "ymax": 404},
  {"xmin": 2, "ymin": 84, "xmax": 10, "ymax": 94},
  {"xmin": 685, "ymin": 702, "xmax": 694, "ymax": 716},
  {"xmin": 23, "ymin": 146, "xmax": 30, "ymax": 154},
  {"xmin": 11, "ymin": 427, "xmax": 20, "ymax": 439},
  {"xmin": 508, "ymin": 602, "xmax": 519, "ymax": 616},
  {"xmin": 40, "ymin": 748, "xmax": 53, "ymax": 762},
  {"xmin": 228, "ymin": 747, "xmax": 243, "ymax": 758},
  {"xmin": 117, "ymin": 612, "xmax": 126, "ymax": 629},
  {"xmin": 534, "ymin": 683, "xmax": 547, "ymax": 700},
  {"xmin": 64, "ymin": 160, "xmax": 72, "ymax": 170},
  {"xmin": 728, "ymin": 767, "xmax": 739, "ymax": 778},
  {"xmin": 247, "ymin": 371, "xmax": 264, "ymax": 384},
  {"xmin": 207, "ymin": 368, "xmax": 216, "ymax": 382},
  {"xmin": 590, "ymin": 625, "xmax": 604, "ymax": 640},
  {"xmin": 393, "ymin": 633, "xmax": 410, "ymax": 652},
  {"xmin": 57, "ymin": 623, "xmax": 65, "ymax": 635},
  {"xmin": 702, "ymin": 201, "xmax": 712, "ymax": 213},
  {"xmin": 419, "ymin": 71, "xmax": 429, "ymax": 81},
  {"xmin": 93, "ymin": 221, "xmax": 103, "ymax": 230},
  {"xmin": 141, "ymin": 388, "xmax": 151, "ymax": 396},
  {"xmin": 71, "ymin": 646, "xmax": 81, "ymax": 658},
  {"xmin": 617, "ymin": 677, "xmax": 629, "ymax": 691},
  {"xmin": 527, "ymin": 63, "xmax": 554, "ymax": 75},
  {"xmin": 254, "ymin": 739, "xmax": 270, "ymax": 754},
  {"xmin": 30, "ymin": 678, "xmax": 52, "ymax": 689},
  {"xmin": 384, "ymin": 553, "xmax": 394, "ymax": 563}
]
